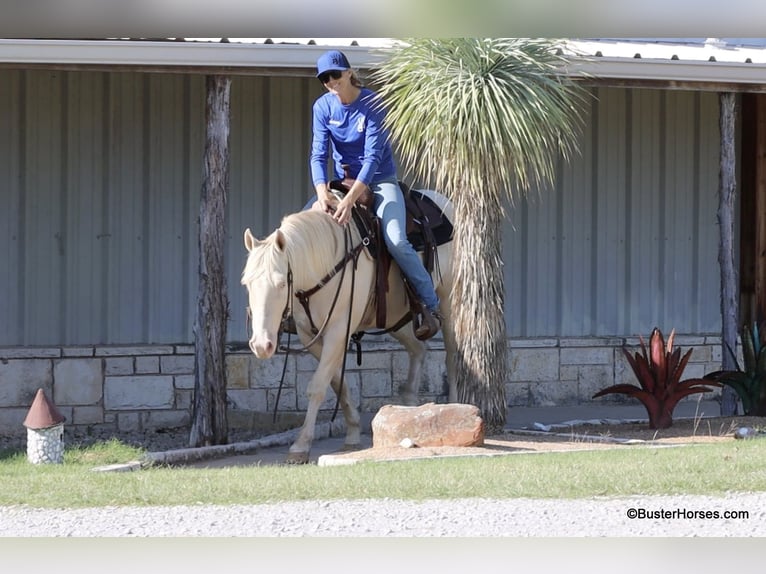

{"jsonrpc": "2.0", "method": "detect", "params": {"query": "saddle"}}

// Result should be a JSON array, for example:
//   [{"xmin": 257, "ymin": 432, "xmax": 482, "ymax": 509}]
[{"xmin": 328, "ymin": 173, "xmax": 453, "ymax": 329}]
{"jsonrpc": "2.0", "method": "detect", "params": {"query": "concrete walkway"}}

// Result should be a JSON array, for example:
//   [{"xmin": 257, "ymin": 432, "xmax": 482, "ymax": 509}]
[{"xmin": 162, "ymin": 400, "xmax": 723, "ymax": 469}]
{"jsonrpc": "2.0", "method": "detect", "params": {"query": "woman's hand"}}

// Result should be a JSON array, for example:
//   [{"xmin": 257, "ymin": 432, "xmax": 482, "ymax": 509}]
[
  {"xmin": 332, "ymin": 197, "xmax": 354, "ymax": 225},
  {"xmin": 331, "ymin": 180, "xmax": 369, "ymax": 225},
  {"xmin": 313, "ymin": 185, "xmax": 338, "ymax": 215}
]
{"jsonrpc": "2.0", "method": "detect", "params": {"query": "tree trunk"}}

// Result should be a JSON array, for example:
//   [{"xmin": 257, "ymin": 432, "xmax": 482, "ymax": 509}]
[
  {"xmin": 190, "ymin": 75, "xmax": 231, "ymax": 447},
  {"xmin": 718, "ymin": 92, "xmax": 739, "ymax": 416},
  {"xmin": 451, "ymin": 186, "xmax": 508, "ymax": 432}
]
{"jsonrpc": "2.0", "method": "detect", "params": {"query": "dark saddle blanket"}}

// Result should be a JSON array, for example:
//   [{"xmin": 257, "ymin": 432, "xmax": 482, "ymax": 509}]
[{"xmin": 328, "ymin": 178, "xmax": 453, "ymax": 328}]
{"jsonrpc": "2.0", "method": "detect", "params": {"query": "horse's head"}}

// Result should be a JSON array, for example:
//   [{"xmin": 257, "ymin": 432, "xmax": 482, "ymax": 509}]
[{"xmin": 241, "ymin": 227, "xmax": 290, "ymax": 359}]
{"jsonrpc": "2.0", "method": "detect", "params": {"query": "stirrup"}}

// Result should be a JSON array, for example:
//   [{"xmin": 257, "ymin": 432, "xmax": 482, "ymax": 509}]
[{"xmin": 414, "ymin": 308, "xmax": 442, "ymax": 341}]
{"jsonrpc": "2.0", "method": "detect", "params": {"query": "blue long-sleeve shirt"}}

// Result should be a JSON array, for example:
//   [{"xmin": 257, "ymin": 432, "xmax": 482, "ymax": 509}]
[{"xmin": 309, "ymin": 87, "xmax": 397, "ymax": 187}]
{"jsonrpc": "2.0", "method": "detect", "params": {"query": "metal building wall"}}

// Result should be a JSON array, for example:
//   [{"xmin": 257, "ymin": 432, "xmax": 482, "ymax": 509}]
[
  {"xmin": 0, "ymin": 69, "xmax": 320, "ymax": 346},
  {"xmin": 0, "ymin": 70, "xmax": 726, "ymax": 346},
  {"xmin": 503, "ymin": 87, "xmax": 723, "ymax": 337}
]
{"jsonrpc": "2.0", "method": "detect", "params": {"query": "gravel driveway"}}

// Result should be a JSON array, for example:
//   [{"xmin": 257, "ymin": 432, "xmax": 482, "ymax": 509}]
[{"xmin": 1, "ymin": 493, "xmax": 764, "ymax": 537}]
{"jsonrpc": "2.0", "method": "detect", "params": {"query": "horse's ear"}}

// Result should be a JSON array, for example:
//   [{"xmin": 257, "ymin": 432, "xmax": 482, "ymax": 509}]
[
  {"xmin": 243, "ymin": 228, "xmax": 257, "ymax": 251},
  {"xmin": 275, "ymin": 229, "xmax": 286, "ymax": 251}
]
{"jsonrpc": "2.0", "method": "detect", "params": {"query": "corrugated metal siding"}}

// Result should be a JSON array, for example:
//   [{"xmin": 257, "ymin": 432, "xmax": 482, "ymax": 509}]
[
  {"xmin": 503, "ymin": 87, "xmax": 723, "ymax": 337},
  {"xmin": 226, "ymin": 75, "xmax": 323, "ymax": 342},
  {"xmin": 0, "ymin": 72, "xmax": 726, "ymax": 345},
  {"xmin": 0, "ymin": 70, "xmax": 321, "ymax": 346}
]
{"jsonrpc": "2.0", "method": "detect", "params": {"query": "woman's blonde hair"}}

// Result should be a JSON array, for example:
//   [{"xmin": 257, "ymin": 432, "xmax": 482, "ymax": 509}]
[{"xmin": 349, "ymin": 69, "xmax": 363, "ymax": 88}]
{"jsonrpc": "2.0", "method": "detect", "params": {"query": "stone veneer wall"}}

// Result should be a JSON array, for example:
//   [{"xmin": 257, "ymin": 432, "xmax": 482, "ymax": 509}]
[{"xmin": 0, "ymin": 335, "xmax": 724, "ymax": 440}]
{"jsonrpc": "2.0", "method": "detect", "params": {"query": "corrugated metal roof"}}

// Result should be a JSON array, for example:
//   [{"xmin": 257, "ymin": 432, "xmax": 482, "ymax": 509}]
[
  {"xmin": 4, "ymin": 37, "xmax": 766, "ymax": 80},
  {"xmin": 0, "ymin": 37, "xmax": 763, "ymax": 90},
  {"xmin": 566, "ymin": 38, "xmax": 766, "ymax": 63}
]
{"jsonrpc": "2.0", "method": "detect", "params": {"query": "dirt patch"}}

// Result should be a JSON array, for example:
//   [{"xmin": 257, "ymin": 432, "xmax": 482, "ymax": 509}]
[{"xmin": 319, "ymin": 416, "xmax": 766, "ymax": 464}]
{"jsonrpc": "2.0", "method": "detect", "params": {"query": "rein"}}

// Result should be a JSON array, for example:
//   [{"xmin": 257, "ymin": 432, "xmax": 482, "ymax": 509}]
[{"xmin": 271, "ymin": 223, "xmax": 365, "ymax": 422}]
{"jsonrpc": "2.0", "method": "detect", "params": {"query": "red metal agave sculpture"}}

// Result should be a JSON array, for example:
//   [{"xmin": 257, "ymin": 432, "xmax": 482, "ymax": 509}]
[{"xmin": 593, "ymin": 327, "xmax": 720, "ymax": 429}]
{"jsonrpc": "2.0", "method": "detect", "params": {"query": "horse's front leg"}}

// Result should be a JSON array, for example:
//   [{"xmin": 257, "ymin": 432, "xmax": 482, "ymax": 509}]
[
  {"xmin": 329, "ymin": 371, "xmax": 361, "ymax": 450},
  {"xmin": 286, "ymin": 329, "xmax": 348, "ymax": 464}
]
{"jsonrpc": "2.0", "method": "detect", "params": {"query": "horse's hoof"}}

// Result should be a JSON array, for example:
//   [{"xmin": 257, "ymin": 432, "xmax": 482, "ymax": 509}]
[{"xmin": 285, "ymin": 451, "xmax": 310, "ymax": 465}]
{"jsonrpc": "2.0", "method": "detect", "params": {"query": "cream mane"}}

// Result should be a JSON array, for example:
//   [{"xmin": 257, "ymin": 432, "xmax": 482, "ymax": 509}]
[{"xmin": 241, "ymin": 210, "xmax": 346, "ymax": 287}]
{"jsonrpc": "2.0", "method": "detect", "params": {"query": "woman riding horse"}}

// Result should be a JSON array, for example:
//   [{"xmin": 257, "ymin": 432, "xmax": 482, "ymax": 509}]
[{"xmin": 306, "ymin": 49, "xmax": 442, "ymax": 341}]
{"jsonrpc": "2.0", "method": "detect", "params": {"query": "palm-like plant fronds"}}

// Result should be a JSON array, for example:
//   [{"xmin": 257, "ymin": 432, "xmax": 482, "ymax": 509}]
[
  {"xmin": 372, "ymin": 39, "xmax": 586, "ymax": 430},
  {"xmin": 372, "ymin": 38, "xmax": 587, "ymax": 205},
  {"xmin": 704, "ymin": 322, "xmax": 766, "ymax": 416}
]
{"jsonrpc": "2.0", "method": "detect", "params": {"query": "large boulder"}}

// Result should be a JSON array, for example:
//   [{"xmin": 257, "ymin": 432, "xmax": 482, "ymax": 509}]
[{"xmin": 371, "ymin": 403, "xmax": 485, "ymax": 448}]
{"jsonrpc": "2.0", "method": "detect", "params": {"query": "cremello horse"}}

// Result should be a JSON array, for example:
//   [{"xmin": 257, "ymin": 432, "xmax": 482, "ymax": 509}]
[{"xmin": 241, "ymin": 189, "xmax": 456, "ymax": 463}]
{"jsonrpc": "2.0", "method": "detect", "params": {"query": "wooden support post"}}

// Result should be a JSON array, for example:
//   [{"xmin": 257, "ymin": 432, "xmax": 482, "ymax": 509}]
[
  {"xmin": 718, "ymin": 92, "xmax": 738, "ymax": 416},
  {"xmin": 190, "ymin": 75, "xmax": 232, "ymax": 447},
  {"xmin": 755, "ymin": 95, "xmax": 766, "ymax": 321}
]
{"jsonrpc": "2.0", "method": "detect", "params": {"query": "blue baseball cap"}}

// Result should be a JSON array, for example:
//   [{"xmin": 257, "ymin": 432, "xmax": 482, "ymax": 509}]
[{"xmin": 316, "ymin": 50, "xmax": 351, "ymax": 77}]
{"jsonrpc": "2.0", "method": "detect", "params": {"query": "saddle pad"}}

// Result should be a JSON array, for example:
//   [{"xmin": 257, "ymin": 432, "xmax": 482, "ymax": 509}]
[{"xmin": 406, "ymin": 190, "xmax": 454, "ymax": 252}]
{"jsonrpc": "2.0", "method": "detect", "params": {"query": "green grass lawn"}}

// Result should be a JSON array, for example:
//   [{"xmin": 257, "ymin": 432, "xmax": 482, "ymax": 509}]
[{"xmin": 1, "ymin": 438, "xmax": 765, "ymax": 508}]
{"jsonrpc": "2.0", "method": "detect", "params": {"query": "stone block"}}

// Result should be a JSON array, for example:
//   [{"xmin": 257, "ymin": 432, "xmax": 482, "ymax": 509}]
[
  {"xmin": 227, "ymin": 389, "xmax": 268, "ymax": 412},
  {"xmin": 175, "ymin": 389, "xmax": 193, "ymax": 411},
  {"xmin": 295, "ymin": 352, "xmax": 320, "ymax": 371},
  {"xmin": 105, "ymin": 357, "xmax": 134, "ymax": 376},
  {"xmin": 0, "ymin": 360, "xmax": 52, "ymax": 407},
  {"xmin": 252, "ymin": 355, "xmax": 296, "ymax": 389},
  {"xmin": 508, "ymin": 338, "xmax": 558, "ymax": 348},
  {"xmin": 104, "ymin": 376, "xmax": 174, "ymax": 410},
  {"xmin": 268, "ymin": 388, "xmax": 298, "ymax": 412},
  {"xmin": 62, "ymin": 347, "xmax": 95, "ymax": 357},
  {"xmin": 354, "ymin": 351, "xmax": 392, "ymax": 371},
  {"xmin": 560, "ymin": 347, "xmax": 613, "ymax": 365},
  {"xmin": 96, "ymin": 346, "xmax": 173, "ymax": 357},
  {"xmin": 372, "ymin": 403, "xmax": 484, "ymax": 448},
  {"xmin": 174, "ymin": 375, "xmax": 195, "ymax": 390},
  {"xmin": 0, "ymin": 407, "xmax": 30, "ymax": 434},
  {"xmin": 359, "ymin": 370, "xmax": 392, "ymax": 398},
  {"xmin": 574, "ymin": 365, "xmax": 615, "ymax": 402},
  {"xmin": 160, "ymin": 355, "xmax": 194, "ymax": 375},
  {"xmin": 54, "ymin": 359, "xmax": 103, "ymax": 405},
  {"xmin": 528, "ymin": 380, "xmax": 578, "ymax": 407},
  {"xmin": 143, "ymin": 410, "xmax": 190, "ymax": 431},
  {"xmin": 71, "ymin": 406, "xmax": 104, "ymax": 425},
  {"xmin": 135, "ymin": 356, "xmax": 160, "ymax": 374},
  {"xmin": 509, "ymin": 348, "xmax": 560, "ymax": 382},
  {"xmin": 117, "ymin": 412, "xmax": 141, "ymax": 432},
  {"xmin": 504, "ymin": 382, "xmax": 530, "ymax": 407},
  {"xmin": 0, "ymin": 348, "xmax": 59, "ymax": 359},
  {"xmin": 687, "ymin": 345, "xmax": 712, "ymax": 363},
  {"xmin": 226, "ymin": 355, "xmax": 250, "ymax": 389}
]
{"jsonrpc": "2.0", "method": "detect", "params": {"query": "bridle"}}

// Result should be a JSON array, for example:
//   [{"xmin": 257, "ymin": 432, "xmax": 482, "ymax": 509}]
[{"xmin": 246, "ymin": 222, "xmax": 366, "ymax": 422}]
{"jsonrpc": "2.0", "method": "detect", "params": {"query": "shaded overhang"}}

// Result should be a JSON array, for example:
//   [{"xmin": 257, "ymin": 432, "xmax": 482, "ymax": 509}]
[{"xmin": 3, "ymin": 37, "xmax": 766, "ymax": 91}]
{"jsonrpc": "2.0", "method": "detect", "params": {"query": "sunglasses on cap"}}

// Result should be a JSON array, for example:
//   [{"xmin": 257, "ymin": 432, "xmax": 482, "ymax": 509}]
[{"xmin": 318, "ymin": 70, "xmax": 344, "ymax": 84}]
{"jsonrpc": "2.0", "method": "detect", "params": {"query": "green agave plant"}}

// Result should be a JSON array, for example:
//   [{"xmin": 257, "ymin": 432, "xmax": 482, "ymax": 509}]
[
  {"xmin": 704, "ymin": 322, "xmax": 766, "ymax": 416},
  {"xmin": 593, "ymin": 327, "xmax": 720, "ymax": 429}
]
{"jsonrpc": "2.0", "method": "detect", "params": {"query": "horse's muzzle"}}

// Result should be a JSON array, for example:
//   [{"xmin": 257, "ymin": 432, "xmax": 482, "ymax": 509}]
[{"xmin": 249, "ymin": 333, "xmax": 277, "ymax": 359}]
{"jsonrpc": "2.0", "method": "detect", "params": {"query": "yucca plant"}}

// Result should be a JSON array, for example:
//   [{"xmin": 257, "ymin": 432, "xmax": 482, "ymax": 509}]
[
  {"xmin": 373, "ymin": 38, "xmax": 586, "ymax": 432},
  {"xmin": 593, "ymin": 327, "xmax": 720, "ymax": 429},
  {"xmin": 704, "ymin": 322, "xmax": 766, "ymax": 416}
]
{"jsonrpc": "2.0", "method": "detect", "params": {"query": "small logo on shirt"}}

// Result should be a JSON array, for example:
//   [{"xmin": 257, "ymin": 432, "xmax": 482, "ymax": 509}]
[
  {"xmin": 356, "ymin": 116, "xmax": 365, "ymax": 133},
  {"xmin": 329, "ymin": 119, "xmax": 342, "ymax": 126}
]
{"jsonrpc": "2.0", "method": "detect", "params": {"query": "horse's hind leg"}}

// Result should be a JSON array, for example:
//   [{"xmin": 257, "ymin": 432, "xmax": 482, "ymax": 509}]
[
  {"xmin": 390, "ymin": 327, "xmax": 427, "ymax": 406},
  {"xmin": 437, "ymin": 301, "xmax": 458, "ymax": 403},
  {"xmin": 329, "ymin": 373, "xmax": 361, "ymax": 450}
]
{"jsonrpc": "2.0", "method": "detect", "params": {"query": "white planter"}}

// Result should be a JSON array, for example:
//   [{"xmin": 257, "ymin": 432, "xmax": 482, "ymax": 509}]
[{"xmin": 27, "ymin": 424, "xmax": 65, "ymax": 464}]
